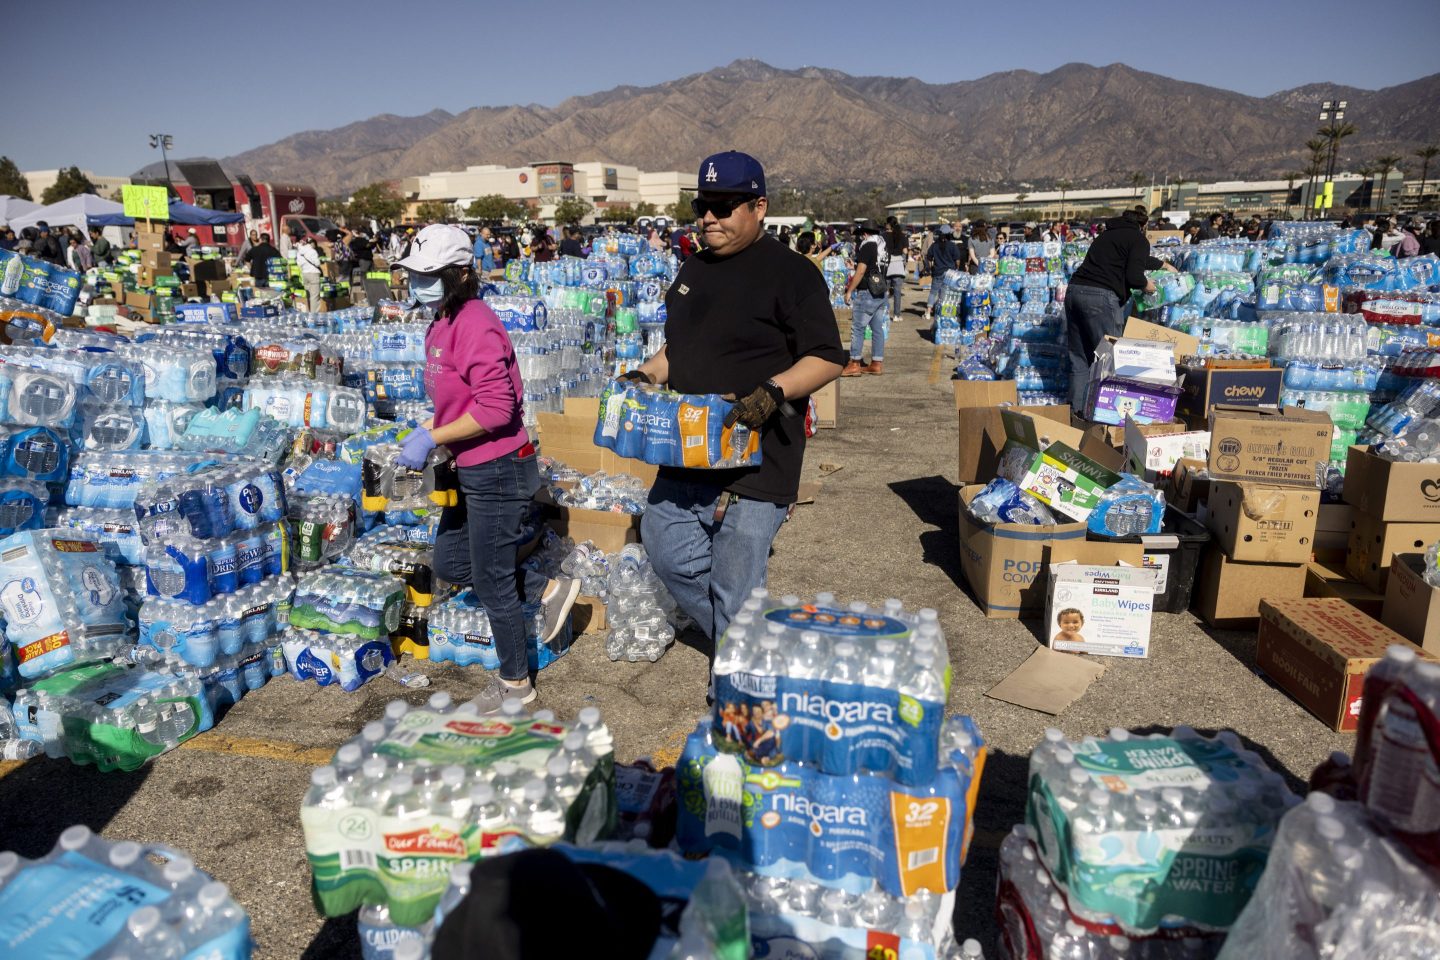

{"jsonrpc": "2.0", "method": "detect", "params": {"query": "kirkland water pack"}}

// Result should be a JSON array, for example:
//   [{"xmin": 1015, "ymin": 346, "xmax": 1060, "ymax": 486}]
[
  {"xmin": 676, "ymin": 722, "xmax": 976, "ymax": 898},
  {"xmin": 1025, "ymin": 727, "xmax": 1299, "ymax": 933},
  {"xmin": 710, "ymin": 599, "xmax": 949, "ymax": 786},
  {"xmin": 0, "ymin": 826, "xmax": 252, "ymax": 959},
  {"xmin": 0, "ymin": 529, "xmax": 129, "ymax": 679},
  {"xmin": 302, "ymin": 698, "xmax": 616, "ymax": 927},
  {"xmin": 593, "ymin": 380, "xmax": 760, "ymax": 469}
]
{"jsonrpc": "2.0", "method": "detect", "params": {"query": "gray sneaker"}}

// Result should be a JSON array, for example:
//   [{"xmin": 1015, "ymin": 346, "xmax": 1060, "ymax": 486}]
[
  {"xmin": 468, "ymin": 676, "xmax": 536, "ymax": 715},
  {"xmin": 541, "ymin": 577, "xmax": 582, "ymax": 645}
]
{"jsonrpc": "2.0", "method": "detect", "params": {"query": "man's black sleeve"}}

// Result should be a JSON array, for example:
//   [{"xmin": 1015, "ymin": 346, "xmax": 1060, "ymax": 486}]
[
  {"xmin": 784, "ymin": 269, "xmax": 847, "ymax": 370},
  {"xmin": 1124, "ymin": 237, "xmax": 1153, "ymax": 292}
]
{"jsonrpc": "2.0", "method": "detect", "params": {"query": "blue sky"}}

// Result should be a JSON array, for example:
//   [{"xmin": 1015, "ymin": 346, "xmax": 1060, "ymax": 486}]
[{"xmin": 7, "ymin": 0, "xmax": 1438, "ymax": 175}]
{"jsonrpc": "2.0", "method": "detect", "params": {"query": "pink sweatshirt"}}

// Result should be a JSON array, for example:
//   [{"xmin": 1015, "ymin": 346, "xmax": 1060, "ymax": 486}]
[{"xmin": 423, "ymin": 298, "xmax": 528, "ymax": 467}]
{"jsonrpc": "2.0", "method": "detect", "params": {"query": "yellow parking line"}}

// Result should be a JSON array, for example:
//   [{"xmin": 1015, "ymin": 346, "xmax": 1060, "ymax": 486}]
[
  {"xmin": 0, "ymin": 759, "xmax": 27, "ymax": 779},
  {"xmin": 178, "ymin": 732, "xmax": 335, "ymax": 766},
  {"xmin": 928, "ymin": 345, "xmax": 943, "ymax": 385}
]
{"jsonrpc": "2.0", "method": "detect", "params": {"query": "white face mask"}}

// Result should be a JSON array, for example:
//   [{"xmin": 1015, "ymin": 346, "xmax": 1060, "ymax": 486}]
[{"xmin": 409, "ymin": 272, "xmax": 444, "ymax": 304}]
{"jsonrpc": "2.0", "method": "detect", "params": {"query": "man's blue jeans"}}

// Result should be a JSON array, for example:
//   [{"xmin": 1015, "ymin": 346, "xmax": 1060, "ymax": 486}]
[
  {"xmin": 640, "ymin": 477, "xmax": 789, "ymax": 642},
  {"xmin": 888, "ymin": 275, "xmax": 905, "ymax": 315},
  {"xmin": 1064, "ymin": 283, "xmax": 1126, "ymax": 409},
  {"xmin": 850, "ymin": 289, "xmax": 889, "ymax": 362},
  {"xmin": 432, "ymin": 450, "xmax": 548, "ymax": 682}
]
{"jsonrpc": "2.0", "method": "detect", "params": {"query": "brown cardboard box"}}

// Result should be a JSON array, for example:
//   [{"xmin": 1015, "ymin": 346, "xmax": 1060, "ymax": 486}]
[
  {"xmin": 1165, "ymin": 458, "xmax": 1210, "ymax": 514},
  {"xmin": 545, "ymin": 506, "xmax": 641, "ymax": 554},
  {"xmin": 1179, "ymin": 363, "xmax": 1283, "ymax": 418},
  {"xmin": 1207, "ymin": 406, "xmax": 1334, "ymax": 488},
  {"xmin": 1121, "ymin": 317, "xmax": 1200, "ymax": 356},
  {"xmin": 812, "ymin": 380, "xmax": 837, "ymax": 429},
  {"xmin": 536, "ymin": 398, "xmax": 660, "ymax": 483},
  {"xmin": 1313, "ymin": 503, "xmax": 1353, "ymax": 563},
  {"xmin": 1305, "ymin": 560, "xmax": 1386, "ymax": 619},
  {"xmin": 572, "ymin": 595, "xmax": 608, "ymax": 634},
  {"xmin": 124, "ymin": 291, "xmax": 153, "ymax": 311},
  {"xmin": 1192, "ymin": 547, "xmax": 1307, "ymax": 626},
  {"xmin": 1343, "ymin": 444, "xmax": 1440, "ymax": 522},
  {"xmin": 1345, "ymin": 511, "xmax": 1440, "ymax": 594},
  {"xmin": 1205, "ymin": 481, "xmax": 1320, "ymax": 563},
  {"xmin": 179, "ymin": 283, "xmax": 198, "ymax": 299},
  {"xmin": 957, "ymin": 486, "xmax": 1144, "ymax": 618},
  {"xmin": 141, "ymin": 250, "xmax": 172, "ymax": 273},
  {"xmin": 135, "ymin": 229, "xmax": 167, "ymax": 253},
  {"xmin": 1257, "ymin": 598, "xmax": 1432, "ymax": 731},
  {"xmin": 1381, "ymin": 553, "xmax": 1440, "ymax": 655},
  {"xmin": 1080, "ymin": 417, "xmax": 1188, "ymax": 454},
  {"xmin": 953, "ymin": 380, "xmax": 1070, "ymax": 485}
]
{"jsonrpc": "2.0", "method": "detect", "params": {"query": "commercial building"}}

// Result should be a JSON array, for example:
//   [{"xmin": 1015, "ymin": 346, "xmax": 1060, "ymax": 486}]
[
  {"xmin": 887, "ymin": 172, "xmax": 1419, "ymax": 224},
  {"xmin": 400, "ymin": 161, "xmax": 697, "ymax": 223},
  {"xmin": 22, "ymin": 169, "xmax": 131, "ymax": 202}
]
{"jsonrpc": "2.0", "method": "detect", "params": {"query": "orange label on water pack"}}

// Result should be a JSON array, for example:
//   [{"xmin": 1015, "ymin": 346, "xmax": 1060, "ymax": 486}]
[
  {"xmin": 678, "ymin": 402, "xmax": 712, "ymax": 468},
  {"xmin": 890, "ymin": 792, "xmax": 950, "ymax": 896},
  {"xmin": 17, "ymin": 631, "xmax": 70, "ymax": 663},
  {"xmin": 865, "ymin": 931, "xmax": 901, "ymax": 960}
]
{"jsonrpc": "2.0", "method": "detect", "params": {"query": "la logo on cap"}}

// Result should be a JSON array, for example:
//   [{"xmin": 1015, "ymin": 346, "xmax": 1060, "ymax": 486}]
[{"xmin": 705, "ymin": 163, "xmax": 718, "ymax": 183}]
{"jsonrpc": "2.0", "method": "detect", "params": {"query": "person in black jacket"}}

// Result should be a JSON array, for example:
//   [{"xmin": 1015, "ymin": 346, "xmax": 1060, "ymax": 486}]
[
  {"xmin": 1064, "ymin": 205, "xmax": 1176, "ymax": 408},
  {"xmin": 31, "ymin": 222, "xmax": 64, "ymax": 265},
  {"xmin": 241, "ymin": 233, "xmax": 281, "ymax": 287},
  {"xmin": 921, "ymin": 224, "xmax": 962, "ymax": 322}
]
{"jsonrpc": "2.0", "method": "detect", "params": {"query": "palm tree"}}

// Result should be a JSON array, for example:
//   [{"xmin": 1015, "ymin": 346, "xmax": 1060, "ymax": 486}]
[
  {"xmin": 1414, "ymin": 145, "xmax": 1438, "ymax": 207},
  {"xmin": 1357, "ymin": 165, "xmax": 1375, "ymax": 210},
  {"xmin": 1056, "ymin": 179, "xmax": 1073, "ymax": 222},
  {"xmin": 1015, "ymin": 192, "xmax": 1029, "ymax": 216},
  {"xmin": 1305, "ymin": 138, "xmax": 1328, "ymax": 218},
  {"xmin": 953, "ymin": 182, "xmax": 971, "ymax": 218},
  {"xmin": 1318, "ymin": 121, "xmax": 1356, "ymax": 176},
  {"xmin": 1374, "ymin": 155, "xmax": 1402, "ymax": 212},
  {"xmin": 1284, "ymin": 171, "xmax": 1304, "ymax": 215}
]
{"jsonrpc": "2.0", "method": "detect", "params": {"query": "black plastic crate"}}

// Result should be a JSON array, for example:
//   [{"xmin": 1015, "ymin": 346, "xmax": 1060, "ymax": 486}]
[{"xmin": 1091, "ymin": 505, "xmax": 1210, "ymax": 613}]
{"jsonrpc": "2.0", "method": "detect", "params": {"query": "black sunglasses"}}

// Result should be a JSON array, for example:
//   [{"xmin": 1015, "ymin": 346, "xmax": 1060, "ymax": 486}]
[{"xmin": 691, "ymin": 195, "xmax": 758, "ymax": 219}]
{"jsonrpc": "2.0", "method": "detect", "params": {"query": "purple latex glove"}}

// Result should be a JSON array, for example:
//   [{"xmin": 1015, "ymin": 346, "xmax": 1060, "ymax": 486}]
[{"xmin": 397, "ymin": 426, "xmax": 437, "ymax": 469}]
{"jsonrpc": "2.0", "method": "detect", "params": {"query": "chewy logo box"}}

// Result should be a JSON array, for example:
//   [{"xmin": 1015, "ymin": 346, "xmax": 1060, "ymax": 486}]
[
  {"xmin": 1180, "ymin": 363, "xmax": 1283, "ymax": 417},
  {"xmin": 1046, "ymin": 562, "xmax": 1158, "ymax": 658}
]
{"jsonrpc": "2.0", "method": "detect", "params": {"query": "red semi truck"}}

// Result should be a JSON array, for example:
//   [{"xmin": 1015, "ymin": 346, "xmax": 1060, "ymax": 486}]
[{"xmin": 160, "ymin": 160, "xmax": 337, "ymax": 252}]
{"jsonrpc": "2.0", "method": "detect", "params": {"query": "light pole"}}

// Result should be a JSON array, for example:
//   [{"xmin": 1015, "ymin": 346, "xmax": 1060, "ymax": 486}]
[
  {"xmin": 148, "ymin": 133, "xmax": 174, "ymax": 188},
  {"xmin": 1318, "ymin": 99, "xmax": 1348, "ymax": 217}
]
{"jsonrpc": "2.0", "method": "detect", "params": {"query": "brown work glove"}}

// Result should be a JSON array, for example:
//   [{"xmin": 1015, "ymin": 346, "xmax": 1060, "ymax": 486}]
[{"xmin": 723, "ymin": 381, "xmax": 786, "ymax": 429}]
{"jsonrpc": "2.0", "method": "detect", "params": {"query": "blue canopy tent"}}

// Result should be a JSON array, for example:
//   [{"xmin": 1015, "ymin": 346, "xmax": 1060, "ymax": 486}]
[{"xmin": 90, "ymin": 200, "xmax": 245, "ymax": 227}]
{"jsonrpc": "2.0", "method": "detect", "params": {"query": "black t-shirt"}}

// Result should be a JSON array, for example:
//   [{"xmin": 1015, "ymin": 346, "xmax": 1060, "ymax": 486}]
[
  {"xmin": 661, "ymin": 234, "xmax": 845, "ymax": 503},
  {"xmin": 854, "ymin": 237, "xmax": 888, "ymax": 280},
  {"xmin": 559, "ymin": 238, "xmax": 584, "ymax": 258},
  {"xmin": 244, "ymin": 243, "xmax": 280, "ymax": 280},
  {"xmin": 350, "ymin": 236, "xmax": 372, "ymax": 259}
]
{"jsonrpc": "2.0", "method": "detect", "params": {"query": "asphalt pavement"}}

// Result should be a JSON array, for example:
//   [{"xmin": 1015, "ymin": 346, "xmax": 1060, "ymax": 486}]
[{"xmin": 0, "ymin": 280, "xmax": 1352, "ymax": 957}]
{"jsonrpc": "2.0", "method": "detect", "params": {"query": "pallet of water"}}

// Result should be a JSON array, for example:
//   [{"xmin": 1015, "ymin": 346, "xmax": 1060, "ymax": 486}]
[
  {"xmin": 1023, "ymin": 726, "xmax": 1300, "ymax": 937},
  {"xmin": 301, "ymin": 695, "xmax": 616, "ymax": 927}
]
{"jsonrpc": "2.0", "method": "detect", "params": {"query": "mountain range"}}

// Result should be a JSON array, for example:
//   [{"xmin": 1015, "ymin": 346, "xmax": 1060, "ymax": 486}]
[{"xmin": 139, "ymin": 60, "xmax": 1440, "ymax": 197}]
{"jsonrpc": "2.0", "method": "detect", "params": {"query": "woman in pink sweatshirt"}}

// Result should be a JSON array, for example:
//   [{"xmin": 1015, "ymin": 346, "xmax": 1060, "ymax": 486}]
[{"xmin": 394, "ymin": 224, "xmax": 580, "ymax": 711}]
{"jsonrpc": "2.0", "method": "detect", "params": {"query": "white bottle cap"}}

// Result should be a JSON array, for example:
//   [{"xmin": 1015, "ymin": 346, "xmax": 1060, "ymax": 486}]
[
  {"xmin": 108, "ymin": 842, "xmax": 142, "ymax": 869},
  {"xmin": 547, "ymin": 756, "xmax": 569, "ymax": 777},
  {"xmin": 384, "ymin": 700, "xmax": 410, "ymax": 721},
  {"xmin": 532, "ymin": 709, "xmax": 556, "ymax": 723},
  {"xmin": 336, "ymin": 745, "xmax": 362, "ymax": 766},
  {"xmin": 428, "ymin": 691, "xmax": 453, "ymax": 711},
  {"xmin": 1044, "ymin": 727, "xmax": 1066, "ymax": 743},
  {"xmin": 388, "ymin": 774, "xmax": 414, "ymax": 794},
  {"xmin": 523, "ymin": 779, "xmax": 546, "ymax": 801},
  {"xmin": 361, "ymin": 722, "xmax": 386, "ymax": 743},
  {"xmin": 127, "ymin": 905, "xmax": 163, "ymax": 937},
  {"xmin": 470, "ymin": 783, "xmax": 496, "ymax": 806},
  {"xmin": 311, "ymin": 766, "xmax": 338, "ymax": 787},
  {"xmin": 441, "ymin": 765, "xmax": 465, "ymax": 787},
  {"xmin": 362, "ymin": 758, "xmax": 389, "ymax": 779},
  {"xmin": 500, "ymin": 697, "xmax": 524, "ymax": 717},
  {"xmin": 450, "ymin": 861, "xmax": 472, "ymax": 884},
  {"xmin": 1386, "ymin": 644, "xmax": 1418, "ymax": 664},
  {"xmin": 1088, "ymin": 788, "xmax": 1111, "ymax": 807},
  {"xmin": 834, "ymin": 641, "xmax": 856, "ymax": 657},
  {"xmin": 0, "ymin": 851, "xmax": 18, "ymax": 878},
  {"xmin": 578, "ymin": 706, "xmax": 601, "ymax": 727},
  {"xmin": 1305, "ymin": 792, "xmax": 1337, "ymax": 815},
  {"xmin": 163, "ymin": 856, "xmax": 195, "ymax": 884},
  {"xmin": 59, "ymin": 825, "xmax": 92, "ymax": 852},
  {"xmin": 760, "ymin": 636, "xmax": 779, "ymax": 651},
  {"xmin": 198, "ymin": 881, "xmax": 229, "ymax": 911}
]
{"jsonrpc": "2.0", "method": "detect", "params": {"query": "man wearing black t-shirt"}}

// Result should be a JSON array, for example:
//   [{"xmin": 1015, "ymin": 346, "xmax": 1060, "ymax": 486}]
[{"xmin": 622, "ymin": 151, "xmax": 845, "ymax": 642}]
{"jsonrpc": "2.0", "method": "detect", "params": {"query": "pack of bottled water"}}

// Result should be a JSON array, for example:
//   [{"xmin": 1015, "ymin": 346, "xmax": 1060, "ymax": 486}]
[
  {"xmin": 551, "ymin": 538, "xmax": 611, "ymax": 597},
  {"xmin": 174, "ymin": 408, "xmax": 294, "ymax": 460},
  {"xmin": 426, "ymin": 592, "xmax": 564, "ymax": 671},
  {"xmin": 289, "ymin": 493, "xmax": 356, "ymax": 571},
  {"xmin": 710, "ymin": 592, "xmax": 950, "ymax": 784},
  {"xmin": 0, "ymin": 248, "xmax": 84, "ymax": 314},
  {"xmin": 138, "ymin": 576, "xmax": 294, "ymax": 667},
  {"xmin": 746, "ymin": 875, "xmax": 962, "ymax": 960},
  {"xmin": 593, "ymin": 380, "xmax": 761, "ymax": 469},
  {"xmin": 341, "ymin": 526, "xmax": 441, "ymax": 607},
  {"xmin": 968, "ymin": 477, "xmax": 1058, "ymax": 525},
  {"xmin": 676, "ymin": 713, "xmax": 983, "ymax": 900},
  {"xmin": 302, "ymin": 697, "xmax": 615, "ymax": 927},
  {"xmin": 361, "ymin": 444, "xmax": 458, "ymax": 513},
  {"xmin": 1215, "ymin": 792, "xmax": 1439, "ymax": 960},
  {"xmin": 603, "ymin": 543, "xmax": 681, "ymax": 662},
  {"xmin": 12, "ymin": 658, "xmax": 215, "ymax": 770},
  {"xmin": 280, "ymin": 626, "xmax": 395, "ymax": 691},
  {"xmin": 0, "ymin": 529, "xmax": 130, "ymax": 680},
  {"xmin": 128, "ymin": 324, "xmax": 254, "ymax": 379},
  {"xmin": 995, "ymin": 825, "xmax": 1220, "ymax": 960},
  {"xmin": 2, "ymin": 422, "xmax": 70, "ymax": 483},
  {"xmin": 289, "ymin": 568, "xmax": 405, "ymax": 640},
  {"xmin": 242, "ymin": 377, "xmax": 367, "ymax": 432},
  {"xmin": 0, "ymin": 825, "xmax": 253, "ymax": 958},
  {"xmin": 1025, "ymin": 726, "xmax": 1299, "ymax": 933}
]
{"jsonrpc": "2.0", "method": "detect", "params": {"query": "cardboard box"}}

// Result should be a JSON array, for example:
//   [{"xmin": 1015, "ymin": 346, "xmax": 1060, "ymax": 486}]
[
  {"xmin": 572, "ymin": 595, "xmax": 608, "ymax": 634},
  {"xmin": 1087, "ymin": 377, "xmax": 1184, "ymax": 426},
  {"xmin": 1078, "ymin": 418, "xmax": 1181, "ymax": 452},
  {"xmin": 1046, "ymin": 562, "xmax": 1158, "ymax": 658},
  {"xmin": 1124, "ymin": 420, "xmax": 1211, "ymax": 482},
  {"xmin": 1179, "ymin": 364, "xmax": 1283, "ymax": 417},
  {"xmin": 536, "ymin": 397, "xmax": 660, "ymax": 483},
  {"xmin": 1089, "ymin": 338, "xmax": 1177, "ymax": 384},
  {"xmin": 1346, "ymin": 511, "xmax": 1440, "ymax": 594},
  {"xmin": 957, "ymin": 486, "xmax": 1143, "ymax": 618},
  {"xmin": 1380, "ymin": 553, "xmax": 1440, "ymax": 654},
  {"xmin": 135, "ymin": 229, "xmax": 166, "ymax": 253},
  {"xmin": 1205, "ymin": 482, "xmax": 1320, "ymax": 564},
  {"xmin": 1257, "ymin": 598, "xmax": 1432, "ymax": 731},
  {"xmin": 1121, "ymin": 317, "xmax": 1200, "ymax": 357},
  {"xmin": 123, "ymin": 291, "xmax": 153, "ymax": 310},
  {"xmin": 1207, "ymin": 406, "xmax": 1334, "ymax": 489},
  {"xmin": 141, "ymin": 250, "xmax": 173, "ymax": 273},
  {"xmin": 1192, "ymin": 547, "xmax": 1307, "ymax": 626},
  {"xmin": 1165, "ymin": 458, "xmax": 1210, "ymax": 515},
  {"xmin": 1343, "ymin": 445, "xmax": 1440, "ymax": 522},
  {"xmin": 954, "ymin": 381, "xmax": 1069, "ymax": 485},
  {"xmin": 812, "ymin": 380, "xmax": 837, "ymax": 430},
  {"xmin": 1314, "ymin": 503, "xmax": 1354, "ymax": 562},
  {"xmin": 545, "ymin": 506, "xmax": 642, "ymax": 555},
  {"xmin": 1304, "ymin": 560, "xmax": 1386, "ymax": 619},
  {"xmin": 1000, "ymin": 410, "xmax": 1123, "ymax": 522}
]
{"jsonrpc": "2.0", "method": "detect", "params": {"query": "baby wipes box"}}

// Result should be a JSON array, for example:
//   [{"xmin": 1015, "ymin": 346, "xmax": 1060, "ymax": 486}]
[{"xmin": 1045, "ymin": 562, "xmax": 1157, "ymax": 658}]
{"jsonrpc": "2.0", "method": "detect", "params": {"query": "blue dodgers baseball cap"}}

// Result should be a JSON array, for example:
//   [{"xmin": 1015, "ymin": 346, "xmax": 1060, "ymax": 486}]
[{"xmin": 697, "ymin": 151, "xmax": 766, "ymax": 196}]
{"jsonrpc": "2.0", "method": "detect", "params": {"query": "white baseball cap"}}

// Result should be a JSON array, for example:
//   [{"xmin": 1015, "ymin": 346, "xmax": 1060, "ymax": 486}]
[{"xmin": 393, "ymin": 224, "xmax": 473, "ymax": 273}]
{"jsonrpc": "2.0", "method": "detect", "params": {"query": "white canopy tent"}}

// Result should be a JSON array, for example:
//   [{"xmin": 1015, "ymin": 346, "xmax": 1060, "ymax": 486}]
[
  {"xmin": 0, "ymin": 195, "xmax": 40, "ymax": 227},
  {"xmin": 7, "ymin": 194, "xmax": 124, "ymax": 232}
]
